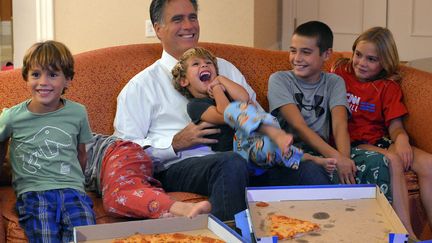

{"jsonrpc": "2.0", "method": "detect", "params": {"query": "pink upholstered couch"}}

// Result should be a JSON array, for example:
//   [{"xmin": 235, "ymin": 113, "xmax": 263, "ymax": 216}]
[{"xmin": 0, "ymin": 42, "xmax": 431, "ymax": 242}]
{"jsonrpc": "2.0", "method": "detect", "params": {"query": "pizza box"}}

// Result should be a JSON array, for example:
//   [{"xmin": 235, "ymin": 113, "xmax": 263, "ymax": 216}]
[
  {"xmin": 236, "ymin": 184, "xmax": 410, "ymax": 243},
  {"xmin": 73, "ymin": 214, "xmax": 245, "ymax": 242}
]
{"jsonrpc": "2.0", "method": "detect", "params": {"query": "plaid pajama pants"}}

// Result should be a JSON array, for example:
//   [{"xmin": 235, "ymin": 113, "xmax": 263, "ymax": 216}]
[{"xmin": 16, "ymin": 189, "xmax": 95, "ymax": 243}]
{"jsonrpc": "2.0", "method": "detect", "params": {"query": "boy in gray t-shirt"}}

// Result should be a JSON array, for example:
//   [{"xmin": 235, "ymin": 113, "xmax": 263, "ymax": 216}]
[
  {"xmin": 268, "ymin": 21, "xmax": 390, "ymax": 196},
  {"xmin": 269, "ymin": 70, "xmax": 347, "ymax": 142}
]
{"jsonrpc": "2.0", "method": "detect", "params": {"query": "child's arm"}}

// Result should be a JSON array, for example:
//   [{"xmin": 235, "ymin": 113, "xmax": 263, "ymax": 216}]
[
  {"xmin": 200, "ymin": 106, "xmax": 225, "ymax": 125},
  {"xmin": 77, "ymin": 143, "xmax": 87, "ymax": 173},
  {"xmin": 331, "ymin": 106, "xmax": 357, "ymax": 183},
  {"xmin": 279, "ymin": 104, "xmax": 356, "ymax": 183},
  {"xmin": 200, "ymin": 76, "xmax": 250, "ymax": 125},
  {"xmin": 211, "ymin": 82, "xmax": 231, "ymax": 115},
  {"xmin": 388, "ymin": 118, "xmax": 413, "ymax": 170},
  {"xmin": 331, "ymin": 106, "xmax": 351, "ymax": 158},
  {"xmin": 215, "ymin": 76, "xmax": 250, "ymax": 103},
  {"xmin": 198, "ymin": 83, "xmax": 230, "ymax": 125},
  {"xmin": 279, "ymin": 104, "xmax": 338, "ymax": 156}
]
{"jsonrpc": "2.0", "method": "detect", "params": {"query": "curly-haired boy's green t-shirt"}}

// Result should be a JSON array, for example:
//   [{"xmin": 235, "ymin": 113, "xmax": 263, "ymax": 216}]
[{"xmin": 0, "ymin": 99, "xmax": 92, "ymax": 196}]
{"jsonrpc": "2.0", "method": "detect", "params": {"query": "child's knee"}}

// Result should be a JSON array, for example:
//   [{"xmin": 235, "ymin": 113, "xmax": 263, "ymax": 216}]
[
  {"xmin": 414, "ymin": 158, "xmax": 432, "ymax": 177},
  {"xmin": 385, "ymin": 153, "xmax": 404, "ymax": 172}
]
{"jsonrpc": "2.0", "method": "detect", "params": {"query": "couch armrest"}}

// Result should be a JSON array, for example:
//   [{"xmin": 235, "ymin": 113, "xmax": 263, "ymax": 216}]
[{"xmin": 400, "ymin": 65, "xmax": 432, "ymax": 154}]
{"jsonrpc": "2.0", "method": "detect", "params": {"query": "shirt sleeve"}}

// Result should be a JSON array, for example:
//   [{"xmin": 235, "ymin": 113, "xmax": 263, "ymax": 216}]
[
  {"xmin": 187, "ymin": 98, "xmax": 214, "ymax": 124},
  {"xmin": 328, "ymin": 73, "xmax": 350, "ymax": 111},
  {"xmin": 113, "ymin": 71, "xmax": 178, "ymax": 161},
  {"xmin": 79, "ymin": 106, "xmax": 93, "ymax": 144},
  {"xmin": 114, "ymin": 78, "xmax": 153, "ymax": 146},
  {"xmin": 268, "ymin": 71, "xmax": 296, "ymax": 114},
  {"xmin": 382, "ymin": 81, "xmax": 408, "ymax": 124}
]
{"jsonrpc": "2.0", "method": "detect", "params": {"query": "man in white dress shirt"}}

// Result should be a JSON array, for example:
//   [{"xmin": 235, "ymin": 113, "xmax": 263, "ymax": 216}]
[{"xmin": 114, "ymin": 0, "xmax": 331, "ymax": 221}]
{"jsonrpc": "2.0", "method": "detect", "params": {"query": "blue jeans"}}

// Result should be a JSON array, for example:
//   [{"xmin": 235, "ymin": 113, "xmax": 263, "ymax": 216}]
[
  {"xmin": 154, "ymin": 152, "xmax": 249, "ymax": 221},
  {"xmin": 250, "ymin": 160, "xmax": 332, "ymax": 186}
]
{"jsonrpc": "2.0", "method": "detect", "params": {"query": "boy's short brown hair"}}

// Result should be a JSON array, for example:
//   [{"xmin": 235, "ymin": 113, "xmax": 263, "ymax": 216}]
[
  {"xmin": 172, "ymin": 47, "xmax": 218, "ymax": 99},
  {"xmin": 22, "ymin": 40, "xmax": 75, "ymax": 81},
  {"xmin": 294, "ymin": 21, "xmax": 333, "ymax": 55}
]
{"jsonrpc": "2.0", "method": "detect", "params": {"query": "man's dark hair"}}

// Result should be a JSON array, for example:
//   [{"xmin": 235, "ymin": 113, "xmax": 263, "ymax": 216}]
[
  {"xmin": 150, "ymin": 0, "xmax": 198, "ymax": 25},
  {"xmin": 294, "ymin": 21, "xmax": 333, "ymax": 54}
]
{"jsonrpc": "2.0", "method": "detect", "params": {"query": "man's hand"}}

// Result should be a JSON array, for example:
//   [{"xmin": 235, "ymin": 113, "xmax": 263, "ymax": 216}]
[
  {"xmin": 172, "ymin": 122, "xmax": 220, "ymax": 152},
  {"xmin": 336, "ymin": 156, "xmax": 357, "ymax": 184}
]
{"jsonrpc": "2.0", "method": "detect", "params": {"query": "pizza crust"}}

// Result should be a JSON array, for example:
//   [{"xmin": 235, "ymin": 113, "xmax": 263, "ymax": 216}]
[{"xmin": 113, "ymin": 232, "xmax": 225, "ymax": 243}]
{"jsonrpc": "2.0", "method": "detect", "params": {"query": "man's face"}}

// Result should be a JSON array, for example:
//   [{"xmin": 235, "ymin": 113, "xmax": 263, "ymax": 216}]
[
  {"xmin": 289, "ymin": 34, "xmax": 330, "ymax": 83},
  {"xmin": 154, "ymin": 0, "xmax": 200, "ymax": 59}
]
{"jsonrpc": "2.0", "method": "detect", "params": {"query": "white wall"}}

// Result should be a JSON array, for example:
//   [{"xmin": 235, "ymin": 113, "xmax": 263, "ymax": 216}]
[
  {"xmin": 54, "ymin": 0, "xmax": 151, "ymax": 55},
  {"xmin": 12, "ymin": 0, "xmax": 38, "ymax": 68},
  {"xmin": 282, "ymin": 0, "xmax": 432, "ymax": 61},
  {"xmin": 54, "ymin": 0, "xmax": 280, "ymax": 54},
  {"xmin": 12, "ymin": 0, "xmax": 279, "ymax": 64},
  {"xmin": 53, "ymin": 0, "xmax": 259, "ymax": 54}
]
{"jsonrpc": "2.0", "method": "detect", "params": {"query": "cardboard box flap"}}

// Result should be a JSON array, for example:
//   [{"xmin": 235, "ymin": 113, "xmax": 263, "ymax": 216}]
[
  {"xmin": 207, "ymin": 214, "xmax": 246, "ymax": 242},
  {"xmin": 73, "ymin": 214, "xmax": 244, "ymax": 242},
  {"xmin": 247, "ymin": 184, "xmax": 377, "ymax": 202}
]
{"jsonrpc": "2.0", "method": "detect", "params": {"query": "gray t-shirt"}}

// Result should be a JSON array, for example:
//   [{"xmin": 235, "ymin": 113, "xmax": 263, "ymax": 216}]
[{"xmin": 268, "ymin": 70, "xmax": 349, "ymax": 141}]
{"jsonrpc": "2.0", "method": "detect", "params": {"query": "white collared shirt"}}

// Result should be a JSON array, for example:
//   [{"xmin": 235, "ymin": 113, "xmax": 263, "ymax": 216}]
[{"xmin": 114, "ymin": 50, "xmax": 259, "ymax": 171}]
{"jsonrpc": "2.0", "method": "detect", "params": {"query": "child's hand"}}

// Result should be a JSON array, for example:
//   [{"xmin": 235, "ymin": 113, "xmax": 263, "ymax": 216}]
[
  {"xmin": 393, "ymin": 138, "xmax": 413, "ymax": 171},
  {"xmin": 388, "ymin": 119, "xmax": 413, "ymax": 170},
  {"xmin": 335, "ymin": 156, "xmax": 357, "ymax": 184},
  {"xmin": 209, "ymin": 77, "xmax": 223, "ymax": 89},
  {"xmin": 207, "ymin": 77, "xmax": 225, "ymax": 98},
  {"xmin": 324, "ymin": 158, "xmax": 337, "ymax": 174}
]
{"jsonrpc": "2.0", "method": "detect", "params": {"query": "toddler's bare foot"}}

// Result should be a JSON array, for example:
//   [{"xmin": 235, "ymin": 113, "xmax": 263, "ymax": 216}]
[
  {"xmin": 169, "ymin": 201, "xmax": 211, "ymax": 218},
  {"xmin": 303, "ymin": 154, "xmax": 337, "ymax": 173}
]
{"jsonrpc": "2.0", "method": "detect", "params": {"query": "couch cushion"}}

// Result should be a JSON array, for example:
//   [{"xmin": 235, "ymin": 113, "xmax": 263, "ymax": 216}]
[{"xmin": 0, "ymin": 187, "xmax": 26, "ymax": 242}]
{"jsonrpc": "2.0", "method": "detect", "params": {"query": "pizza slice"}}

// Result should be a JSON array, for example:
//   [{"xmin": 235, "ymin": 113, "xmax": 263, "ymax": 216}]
[
  {"xmin": 113, "ymin": 232, "xmax": 225, "ymax": 243},
  {"xmin": 267, "ymin": 214, "xmax": 320, "ymax": 240}
]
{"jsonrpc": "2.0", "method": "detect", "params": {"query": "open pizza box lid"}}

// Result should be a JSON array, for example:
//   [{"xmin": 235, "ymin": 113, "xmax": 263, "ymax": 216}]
[
  {"xmin": 235, "ymin": 184, "xmax": 410, "ymax": 243},
  {"xmin": 73, "ymin": 214, "xmax": 245, "ymax": 242}
]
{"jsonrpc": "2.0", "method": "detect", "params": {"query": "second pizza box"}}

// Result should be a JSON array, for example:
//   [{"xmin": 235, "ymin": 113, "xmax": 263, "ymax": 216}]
[
  {"xmin": 238, "ymin": 184, "xmax": 409, "ymax": 242},
  {"xmin": 73, "ymin": 214, "xmax": 245, "ymax": 242}
]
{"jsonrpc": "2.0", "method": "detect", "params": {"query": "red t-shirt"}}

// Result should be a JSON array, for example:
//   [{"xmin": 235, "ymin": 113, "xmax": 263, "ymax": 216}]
[{"xmin": 333, "ymin": 65, "xmax": 407, "ymax": 144}]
